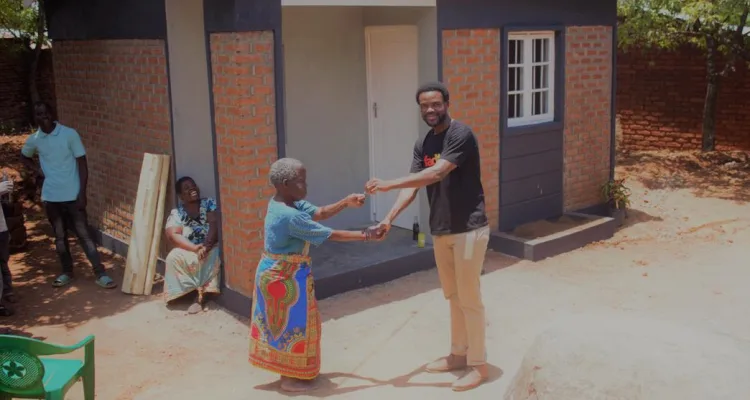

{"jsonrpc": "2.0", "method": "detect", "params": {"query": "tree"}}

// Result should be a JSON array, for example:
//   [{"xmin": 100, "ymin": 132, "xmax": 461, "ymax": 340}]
[
  {"xmin": 618, "ymin": 0, "xmax": 750, "ymax": 151},
  {"xmin": 0, "ymin": 0, "xmax": 47, "ymax": 105}
]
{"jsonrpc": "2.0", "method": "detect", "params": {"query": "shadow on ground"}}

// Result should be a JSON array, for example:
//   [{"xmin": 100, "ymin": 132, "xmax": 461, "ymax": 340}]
[
  {"xmin": 5, "ymin": 216, "xmax": 153, "ymax": 330},
  {"xmin": 618, "ymin": 150, "xmax": 750, "ymax": 203},
  {"xmin": 621, "ymin": 208, "xmax": 663, "ymax": 229},
  {"xmin": 253, "ymin": 363, "xmax": 504, "ymax": 397},
  {"xmin": 319, "ymin": 251, "xmax": 519, "ymax": 323}
]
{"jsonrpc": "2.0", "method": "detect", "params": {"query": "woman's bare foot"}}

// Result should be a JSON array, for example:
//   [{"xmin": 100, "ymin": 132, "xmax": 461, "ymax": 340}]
[
  {"xmin": 280, "ymin": 376, "xmax": 318, "ymax": 393},
  {"xmin": 187, "ymin": 302, "xmax": 202, "ymax": 314}
]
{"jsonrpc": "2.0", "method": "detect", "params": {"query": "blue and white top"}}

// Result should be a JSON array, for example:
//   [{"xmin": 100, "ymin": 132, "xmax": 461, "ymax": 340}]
[
  {"xmin": 165, "ymin": 197, "xmax": 218, "ymax": 245},
  {"xmin": 263, "ymin": 199, "xmax": 333, "ymax": 255}
]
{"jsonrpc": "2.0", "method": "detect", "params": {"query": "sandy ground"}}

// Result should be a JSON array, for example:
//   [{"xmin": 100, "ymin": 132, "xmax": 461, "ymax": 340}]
[{"xmin": 2, "ymin": 141, "xmax": 750, "ymax": 399}]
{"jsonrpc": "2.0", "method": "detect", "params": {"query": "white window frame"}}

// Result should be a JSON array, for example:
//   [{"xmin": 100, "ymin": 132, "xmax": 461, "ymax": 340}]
[{"xmin": 507, "ymin": 31, "xmax": 556, "ymax": 128}]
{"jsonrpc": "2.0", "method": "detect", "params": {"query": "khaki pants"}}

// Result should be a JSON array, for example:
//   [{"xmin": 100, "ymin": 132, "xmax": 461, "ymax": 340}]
[{"xmin": 432, "ymin": 225, "xmax": 490, "ymax": 366}]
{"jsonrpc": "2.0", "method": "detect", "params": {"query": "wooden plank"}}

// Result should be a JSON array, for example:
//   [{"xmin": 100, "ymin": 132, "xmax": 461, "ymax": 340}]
[
  {"xmin": 143, "ymin": 154, "xmax": 170, "ymax": 295},
  {"xmin": 122, "ymin": 153, "xmax": 163, "ymax": 295}
]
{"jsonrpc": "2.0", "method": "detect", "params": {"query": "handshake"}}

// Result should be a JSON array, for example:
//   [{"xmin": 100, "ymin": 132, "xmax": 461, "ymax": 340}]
[
  {"xmin": 341, "ymin": 189, "xmax": 391, "ymax": 242},
  {"xmin": 362, "ymin": 223, "xmax": 390, "ymax": 242}
]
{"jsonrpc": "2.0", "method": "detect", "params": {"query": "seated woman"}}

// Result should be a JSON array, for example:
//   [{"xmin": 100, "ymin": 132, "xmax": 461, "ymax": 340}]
[
  {"xmin": 164, "ymin": 176, "xmax": 220, "ymax": 314},
  {"xmin": 248, "ymin": 158, "xmax": 382, "ymax": 393}
]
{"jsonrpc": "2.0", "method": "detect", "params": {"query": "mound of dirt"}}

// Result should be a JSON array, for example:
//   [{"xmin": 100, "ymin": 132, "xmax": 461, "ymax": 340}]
[
  {"xmin": 618, "ymin": 150, "xmax": 750, "ymax": 202},
  {"xmin": 504, "ymin": 313, "xmax": 750, "ymax": 400},
  {"xmin": 1, "ymin": 134, "xmax": 41, "ymax": 208}
]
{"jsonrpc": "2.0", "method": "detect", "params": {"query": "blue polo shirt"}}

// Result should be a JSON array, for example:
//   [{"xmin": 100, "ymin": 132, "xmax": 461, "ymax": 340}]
[{"xmin": 21, "ymin": 123, "xmax": 86, "ymax": 202}]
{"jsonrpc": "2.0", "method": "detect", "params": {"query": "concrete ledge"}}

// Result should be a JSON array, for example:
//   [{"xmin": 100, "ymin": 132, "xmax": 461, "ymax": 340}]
[
  {"xmin": 314, "ymin": 248, "xmax": 435, "ymax": 300},
  {"xmin": 214, "ymin": 285, "xmax": 253, "ymax": 317},
  {"xmin": 489, "ymin": 212, "xmax": 615, "ymax": 261}
]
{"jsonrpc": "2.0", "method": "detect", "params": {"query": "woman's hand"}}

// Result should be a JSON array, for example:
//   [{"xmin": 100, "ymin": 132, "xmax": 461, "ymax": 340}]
[
  {"xmin": 345, "ymin": 193, "xmax": 366, "ymax": 208},
  {"xmin": 364, "ymin": 225, "xmax": 387, "ymax": 241},
  {"xmin": 195, "ymin": 244, "xmax": 207, "ymax": 260}
]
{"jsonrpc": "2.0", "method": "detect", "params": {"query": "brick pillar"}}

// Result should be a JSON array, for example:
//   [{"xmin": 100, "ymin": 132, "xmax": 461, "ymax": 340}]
[
  {"xmin": 209, "ymin": 31, "xmax": 277, "ymax": 296},
  {"xmin": 53, "ymin": 40, "xmax": 173, "ymax": 243},
  {"xmin": 441, "ymin": 29, "xmax": 501, "ymax": 230},
  {"xmin": 563, "ymin": 26, "xmax": 613, "ymax": 211}
]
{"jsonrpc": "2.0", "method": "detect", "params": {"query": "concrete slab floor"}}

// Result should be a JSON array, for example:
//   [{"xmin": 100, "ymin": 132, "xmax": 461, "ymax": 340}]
[{"xmin": 309, "ymin": 227, "xmax": 431, "ymax": 279}]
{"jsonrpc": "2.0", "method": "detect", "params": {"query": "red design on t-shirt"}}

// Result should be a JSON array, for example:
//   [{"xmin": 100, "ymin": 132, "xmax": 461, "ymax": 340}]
[{"xmin": 424, "ymin": 153, "xmax": 440, "ymax": 167}]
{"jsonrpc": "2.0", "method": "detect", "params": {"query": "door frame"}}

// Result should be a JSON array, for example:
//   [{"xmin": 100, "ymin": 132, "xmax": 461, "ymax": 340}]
[{"xmin": 364, "ymin": 24, "xmax": 420, "ymax": 224}]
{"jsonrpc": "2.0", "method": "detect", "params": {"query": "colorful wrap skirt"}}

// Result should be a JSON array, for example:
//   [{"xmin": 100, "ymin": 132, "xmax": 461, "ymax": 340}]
[
  {"xmin": 248, "ymin": 252, "xmax": 321, "ymax": 380},
  {"xmin": 164, "ymin": 247, "xmax": 221, "ymax": 303}
]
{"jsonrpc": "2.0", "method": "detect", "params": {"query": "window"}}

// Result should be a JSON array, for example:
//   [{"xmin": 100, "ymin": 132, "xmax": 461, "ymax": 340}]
[{"xmin": 507, "ymin": 31, "xmax": 555, "ymax": 127}]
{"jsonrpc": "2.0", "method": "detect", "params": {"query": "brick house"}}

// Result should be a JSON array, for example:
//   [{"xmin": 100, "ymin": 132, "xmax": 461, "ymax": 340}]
[{"xmin": 43, "ymin": 0, "xmax": 616, "ymax": 315}]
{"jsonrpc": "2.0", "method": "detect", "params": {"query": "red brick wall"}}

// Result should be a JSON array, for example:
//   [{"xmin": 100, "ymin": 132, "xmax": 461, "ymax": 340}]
[
  {"xmin": 563, "ymin": 26, "xmax": 613, "ymax": 211},
  {"xmin": 441, "ymin": 29, "xmax": 501, "ymax": 229},
  {"xmin": 0, "ymin": 39, "xmax": 56, "ymax": 131},
  {"xmin": 618, "ymin": 45, "xmax": 750, "ymax": 151},
  {"xmin": 210, "ymin": 31, "xmax": 277, "ymax": 296},
  {"xmin": 53, "ymin": 40, "xmax": 173, "ymax": 242}
]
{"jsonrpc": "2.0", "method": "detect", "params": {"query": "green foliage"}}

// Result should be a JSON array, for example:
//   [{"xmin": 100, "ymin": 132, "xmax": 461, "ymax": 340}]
[
  {"xmin": 618, "ymin": 0, "xmax": 750, "ymax": 53},
  {"xmin": 0, "ymin": 0, "xmax": 46, "ymax": 47},
  {"xmin": 601, "ymin": 179, "xmax": 632, "ymax": 210}
]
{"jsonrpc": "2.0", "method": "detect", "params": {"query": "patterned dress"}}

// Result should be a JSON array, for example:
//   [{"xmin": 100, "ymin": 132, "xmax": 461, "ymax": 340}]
[
  {"xmin": 249, "ymin": 199, "xmax": 333, "ymax": 380},
  {"xmin": 163, "ymin": 197, "xmax": 221, "ymax": 302}
]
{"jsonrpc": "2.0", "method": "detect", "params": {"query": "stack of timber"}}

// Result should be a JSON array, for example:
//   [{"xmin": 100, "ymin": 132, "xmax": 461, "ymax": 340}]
[{"xmin": 122, "ymin": 153, "xmax": 171, "ymax": 295}]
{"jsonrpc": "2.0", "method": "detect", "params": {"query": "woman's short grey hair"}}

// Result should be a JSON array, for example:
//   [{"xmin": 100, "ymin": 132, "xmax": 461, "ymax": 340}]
[{"xmin": 269, "ymin": 157, "xmax": 304, "ymax": 186}]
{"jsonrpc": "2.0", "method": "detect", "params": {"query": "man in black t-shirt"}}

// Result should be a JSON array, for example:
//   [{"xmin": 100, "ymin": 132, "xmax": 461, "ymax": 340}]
[{"xmin": 365, "ymin": 82, "xmax": 490, "ymax": 392}]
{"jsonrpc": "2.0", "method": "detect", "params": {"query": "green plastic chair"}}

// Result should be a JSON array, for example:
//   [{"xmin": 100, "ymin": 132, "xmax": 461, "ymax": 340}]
[{"xmin": 0, "ymin": 334, "xmax": 95, "ymax": 400}]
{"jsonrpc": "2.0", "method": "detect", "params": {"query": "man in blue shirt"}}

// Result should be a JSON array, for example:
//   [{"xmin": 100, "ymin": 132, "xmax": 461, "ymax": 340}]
[{"xmin": 21, "ymin": 102, "xmax": 116, "ymax": 289}]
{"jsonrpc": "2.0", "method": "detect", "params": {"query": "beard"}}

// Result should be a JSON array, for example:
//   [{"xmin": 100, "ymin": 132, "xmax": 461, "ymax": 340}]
[{"xmin": 423, "ymin": 112, "xmax": 447, "ymax": 127}]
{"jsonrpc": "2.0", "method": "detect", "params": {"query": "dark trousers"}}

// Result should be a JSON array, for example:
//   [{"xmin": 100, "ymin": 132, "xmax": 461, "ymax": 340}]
[
  {"xmin": 0, "ymin": 230, "xmax": 10, "ymax": 296},
  {"xmin": 44, "ymin": 201, "xmax": 105, "ymax": 277}
]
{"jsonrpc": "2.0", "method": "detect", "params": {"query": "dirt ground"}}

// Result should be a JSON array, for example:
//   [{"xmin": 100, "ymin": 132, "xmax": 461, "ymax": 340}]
[
  {"xmin": 512, "ymin": 214, "xmax": 591, "ymax": 239},
  {"xmin": 2, "ymin": 136, "xmax": 750, "ymax": 399}
]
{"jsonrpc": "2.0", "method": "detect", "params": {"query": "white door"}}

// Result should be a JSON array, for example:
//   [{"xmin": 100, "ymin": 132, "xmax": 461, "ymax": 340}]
[{"xmin": 365, "ymin": 25, "xmax": 420, "ymax": 230}]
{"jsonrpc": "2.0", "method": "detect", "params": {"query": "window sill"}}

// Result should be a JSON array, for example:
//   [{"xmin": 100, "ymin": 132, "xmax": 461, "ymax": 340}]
[{"xmin": 504, "ymin": 120, "xmax": 563, "ymax": 136}]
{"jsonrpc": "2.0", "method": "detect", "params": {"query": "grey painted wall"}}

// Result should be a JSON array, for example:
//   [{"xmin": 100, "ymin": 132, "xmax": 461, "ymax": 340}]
[
  {"xmin": 165, "ymin": 0, "xmax": 217, "ymax": 199},
  {"xmin": 282, "ymin": 7, "xmax": 370, "ymax": 229},
  {"xmin": 282, "ymin": 6, "xmax": 437, "ymax": 231}
]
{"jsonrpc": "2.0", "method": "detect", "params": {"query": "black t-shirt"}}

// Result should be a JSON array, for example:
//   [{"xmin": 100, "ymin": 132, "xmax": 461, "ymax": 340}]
[{"xmin": 410, "ymin": 119, "xmax": 488, "ymax": 235}]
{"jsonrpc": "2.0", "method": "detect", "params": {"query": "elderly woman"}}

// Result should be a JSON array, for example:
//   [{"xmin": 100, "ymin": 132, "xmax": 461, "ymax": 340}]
[
  {"xmin": 164, "ymin": 176, "xmax": 220, "ymax": 314},
  {"xmin": 248, "ymin": 158, "xmax": 381, "ymax": 393}
]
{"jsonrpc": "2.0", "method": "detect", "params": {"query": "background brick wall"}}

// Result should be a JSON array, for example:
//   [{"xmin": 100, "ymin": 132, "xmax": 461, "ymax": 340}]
[
  {"xmin": 441, "ymin": 29, "xmax": 501, "ymax": 229},
  {"xmin": 53, "ymin": 40, "xmax": 173, "ymax": 245},
  {"xmin": 618, "ymin": 45, "xmax": 750, "ymax": 151},
  {"xmin": 0, "ymin": 39, "xmax": 56, "ymax": 131},
  {"xmin": 209, "ymin": 31, "xmax": 277, "ymax": 296},
  {"xmin": 563, "ymin": 26, "xmax": 613, "ymax": 211}
]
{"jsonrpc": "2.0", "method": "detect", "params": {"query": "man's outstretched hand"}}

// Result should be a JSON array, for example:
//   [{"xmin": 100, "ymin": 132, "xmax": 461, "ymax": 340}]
[{"xmin": 365, "ymin": 178, "xmax": 392, "ymax": 194}]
